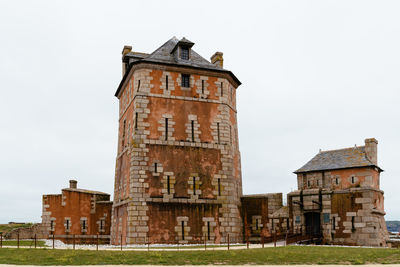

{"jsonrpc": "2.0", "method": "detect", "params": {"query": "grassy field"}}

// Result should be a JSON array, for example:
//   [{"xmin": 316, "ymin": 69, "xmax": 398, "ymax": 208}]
[
  {"xmin": 1, "ymin": 246, "xmax": 400, "ymax": 265},
  {"xmin": 1, "ymin": 240, "xmax": 46, "ymax": 247}
]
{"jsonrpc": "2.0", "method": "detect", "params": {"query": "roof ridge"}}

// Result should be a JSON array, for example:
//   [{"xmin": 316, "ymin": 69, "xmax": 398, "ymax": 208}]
[{"xmin": 320, "ymin": 145, "xmax": 365, "ymax": 153}]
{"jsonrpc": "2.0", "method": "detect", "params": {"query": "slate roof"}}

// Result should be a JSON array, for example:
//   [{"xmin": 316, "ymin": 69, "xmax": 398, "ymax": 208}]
[
  {"xmin": 62, "ymin": 188, "xmax": 109, "ymax": 195},
  {"xmin": 295, "ymin": 146, "xmax": 379, "ymax": 173},
  {"xmin": 115, "ymin": 37, "xmax": 241, "ymax": 96}
]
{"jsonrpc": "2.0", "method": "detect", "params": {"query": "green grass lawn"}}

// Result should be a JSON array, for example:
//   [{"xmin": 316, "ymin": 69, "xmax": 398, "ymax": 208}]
[
  {"xmin": 1, "ymin": 240, "xmax": 46, "ymax": 247},
  {"xmin": 1, "ymin": 246, "xmax": 400, "ymax": 265}
]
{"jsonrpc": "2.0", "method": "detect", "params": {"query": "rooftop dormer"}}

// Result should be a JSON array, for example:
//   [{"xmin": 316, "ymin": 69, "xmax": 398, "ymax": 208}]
[{"xmin": 171, "ymin": 37, "xmax": 194, "ymax": 61}]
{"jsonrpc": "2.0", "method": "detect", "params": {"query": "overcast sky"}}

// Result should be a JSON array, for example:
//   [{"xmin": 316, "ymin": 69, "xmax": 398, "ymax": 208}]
[{"xmin": 1, "ymin": 0, "xmax": 399, "ymax": 223}]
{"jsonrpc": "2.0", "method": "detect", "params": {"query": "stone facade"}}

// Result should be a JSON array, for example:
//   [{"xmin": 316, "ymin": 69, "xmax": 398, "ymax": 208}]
[
  {"xmin": 41, "ymin": 180, "xmax": 112, "ymax": 244},
  {"xmin": 111, "ymin": 37, "xmax": 243, "ymax": 244},
  {"xmin": 288, "ymin": 138, "xmax": 389, "ymax": 247}
]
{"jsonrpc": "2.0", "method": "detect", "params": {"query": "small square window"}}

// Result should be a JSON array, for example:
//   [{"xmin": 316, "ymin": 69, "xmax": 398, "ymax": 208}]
[
  {"xmin": 181, "ymin": 47, "xmax": 189, "ymax": 60},
  {"xmin": 181, "ymin": 74, "xmax": 190, "ymax": 88}
]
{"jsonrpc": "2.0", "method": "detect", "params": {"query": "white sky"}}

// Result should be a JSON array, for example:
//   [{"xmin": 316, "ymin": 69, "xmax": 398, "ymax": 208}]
[{"xmin": 1, "ymin": 0, "xmax": 399, "ymax": 223}]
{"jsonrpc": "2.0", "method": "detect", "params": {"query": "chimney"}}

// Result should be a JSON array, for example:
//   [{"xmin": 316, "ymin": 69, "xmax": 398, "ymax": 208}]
[
  {"xmin": 121, "ymin": 45, "xmax": 132, "ymax": 76},
  {"xmin": 69, "ymin": 180, "xmax": 77, "ymax": 189},
  {"xmin": 210, "ymin": 52, "xmax": 223, "ymax": 68},
  {"xmin": 364, "ymin": 138, "xmax": 378, "ymax": 165}
]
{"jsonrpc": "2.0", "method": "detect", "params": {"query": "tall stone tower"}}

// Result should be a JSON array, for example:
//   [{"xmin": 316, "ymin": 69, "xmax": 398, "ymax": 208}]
[{"xmin": 111, "ymin": 37, "xmax": 242, "ymax": 244}]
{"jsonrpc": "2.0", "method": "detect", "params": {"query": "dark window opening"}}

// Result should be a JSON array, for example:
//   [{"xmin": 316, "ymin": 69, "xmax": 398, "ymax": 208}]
[
  {"xmin": 65, "ymin": 219, "xmax": 70, "ymax": 231},
  {"xmin": 167, "ymin": 176, "xmax": 171, "ymax": 194},
  {"xmin": 351, "ymin": 216, "xmax": 355, "ymax": 230},
  {"xmin": 271, "ymin": 220, "xmax": 274, "ymax": 230},
  {"xmin": 351, "ymin": 176, "xmax": 355, "ymax": 184},
  {"xmin": 332, "ymin": 216, "xmax": 336, "ymax": 230},
  {"xmin": 165, "ymin": 118, "xmax": 168, "ymax": 141},
  {"xmin": 50, "ymin": 220, "xmax": 54, "ymax": 231},
  {"xmin": 154, "ymin": 163, "xmax": 158, "ymax": 173},
  {"xmin": 307, "ymin": 180, "xmax": 310, "ymax": 187},
  {"xmin": 255, "ymin": 219, "xmax": 259, "ymax": 230},
  {"xmin": 193, "ymin": 176, "xmax": 196, "ymax": 195},
  {"xmin": 100, "ymin": 220, "xmax": 104, "ymax": 231},
  {"xmin": 335, "ymin": 178, "xmax": 338, "ymax": 185},
  {"xmin": 181, "ymin": 47, "xmax": 189, "ymax": 60},
  {"xmin": 137, "ymin": 80, "xmax": 141, "ymax": 92},
  {"xmin": 217, "ymin": 178, "xmax": 221, "ymax": 196},
  {"xmin": 317, "ymin": 179, "xmax": 319, "ymax": 186},
  {"xmin": 191, "ymin": 120, "xmax": 195, "ymax": 142},
  {"xmin": 220, "ymin": 82, "xmax": 223, "ymax": 96},
  {"xmin": 122, "ymin": 120, "xmax": 126, "ymax": 147},
  {"xmin": 166, "ymin": 75, "xmax": 169, "ymax": 90},
  {"xmin": 135, "ymin": 112, "xmax": 138, "ymax": 130},
  {"xmin": 201, "ymin": 80, "xmax": 205, "ymax": 94},
  {"xmin": 287, "ymin": 218, "xmax": 290, "ymax": 230},
  {"xmin": 217, "ymin": 122, "xmax": 220, "ymax": 144},
  {"xmin": 207, "ymin": 221, "xmax": 211, "ymax": 240},
  {"xmin": 82, "ymin": 220, "xmax": 86, "ymax": 230},
  {"xmin": 181, "ymin": 221, "xmax": 185, "ymax": 240},
  {"xmin": 181, "ymin": 74, "xmax": 190, "ymax": 87}
]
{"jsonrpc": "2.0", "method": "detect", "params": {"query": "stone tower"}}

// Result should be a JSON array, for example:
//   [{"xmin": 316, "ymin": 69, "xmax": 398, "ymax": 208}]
[{"xmin": 111, "ymin": 37, "xmax": 242, "ymax": 244}]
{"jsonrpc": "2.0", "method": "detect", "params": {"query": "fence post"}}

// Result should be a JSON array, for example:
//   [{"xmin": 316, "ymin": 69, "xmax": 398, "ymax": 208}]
[
  {"xmin": 262, "ymin": 235, "xmax": 264, "ymax": 248},
  {"xmin": 17, "ymin": 232, "xmax": 20, "ymax": 248},
  {"xmin": 227, "ymin": 234, "xmax": 230, "ymax": 250},
  {"xmin": 274, "ymin": 231, "xmax": 276, "ymax": 248},
  {"xmin": 285, "ymin": 230, "xmax": 288, "ymax": 246},
  {"xmin": 147, "ymin": 237, "xmax": 150, "ymax": 252},
  {"xmin": 96, "ymin": 234, "xmax": 99, "ymax": 251},
  {"xmin": 204, "ymin": 233, "xmax": 206, "ymax": 251},
  {"xmin": 52, "ymin": 232, "xmax": 55, "ymax": 249},
  {"xmin": 0, "ymin": 232, "xmax": 2, "ymax": 248},
  {"xmin": 120, "ymin": 234, "xmax": 122, "ymax": 251},
  {"xmin": 73, "ymin": 234, "xmax": 75, "ymax": 250},
  {"xmin": 34, "ymin": 234, "xmax": 37, "ymax": 248}
]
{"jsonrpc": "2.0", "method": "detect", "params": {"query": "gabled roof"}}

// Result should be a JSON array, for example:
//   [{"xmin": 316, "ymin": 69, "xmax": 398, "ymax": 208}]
[
  {"xmin": 62, "ymin": 188, "xmax": 109, "ymax": 195},
  {"xmin": 115, "ymin": 37, "xmax": 241, "ymax": 97},
  {"xmin": 295, "ymin": 146, "xmax": 381, "ymax": 173}
]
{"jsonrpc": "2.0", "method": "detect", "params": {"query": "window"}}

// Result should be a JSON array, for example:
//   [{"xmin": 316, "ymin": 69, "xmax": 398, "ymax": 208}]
[
  {"xmin": 166, "ymin": 75, "xmax": 169, "ymax": 90},
  {"xmin": 229, "ymin": 125, "xmax": 232, "ymax": 144},
  {"xmin": 351, "ymin": 176, "xmax": 355, "ymax": 184},
  {"xmin": 217, "ymin": 122, "xmax": 220, "ymax": 144},
  {"xmin": 201, "ymin": 80, "xmax": 205, "ymax": 94},
  {"xmin": 165, "ymin": 118, "xmax": 168, "ymax": 141},
  {"xmin": 154, "ymin": 163, "xmax": 158, "ymax": 173},
  {"xmin": 335, "ymin": 177, "xmax": 338, "ymax": 185},
  {"xmin": 332, "ymin": 216, "xmax": 336, "ymax": 230},
  {"xmin": 135, "ymin": 112, "xmax": 138, "ymax": 130},
  {"xmin": 207, "ymin": 221, "xmax": 211, "ymax": 240},
  {"xmin": 65, "ymin": 218, "xmax": 71, "ymax": 232},
  {"xmin": 181, "ymin": 74, "xmax": 190, "ymax": 88},
  {"xmin": 50, "ymin": 219, "xmax": 55, "ymax": 232},
  {"xmin": 100, "ymin": 219, "xmax": 105, "ymax": 231},
  {"xmin": 220, "ymin": 82, "xmax": 224, "ymax": 96},
  {"xmin": 167, "ymin": 176, "xmax": 171, "ymax": 194},
  {"xmin": 307, "ymin": 180, "xmax": 310, "ymax": 187},
  {"xmin": 271, "ymin": 219, "xmax": 274, "ymax": 230},
  {"xmin": 137, "ymin": 80, "xmax": 141, "ymax": 91},
  {"xmin": 317, "ymin": 179, "xmax": 319, "ymax": 186},
  {"xmin": 122, "ymin": 120, "xmax": 126, "ymax": 147},
  {"xmin": 217, "ymin": 178, "xmax": 221, "ymax": 196},
  {"xmin": 193, "ymin": 176, "xmax": 196, "ymax": 195},
  {"xmin": 181, "ymin": 221, "xmax": 185, "ymax": 240},
  {"xmin": 81, "ymin": 219, "xmax": 87, "ymax": 232},
  {"xmin": 191, "ymin": 120, "xmax": 195, "ymax": 142},
  {"xmin": 286, "ymin": 218, "xmax": 290, "ymax": 230},
  {"xmin": 351, "ymin": 216, "xmax": 355, "ymax": 230},
  {"xmin": 181, "ymin": 47, "xmax": 189, "ymax": 60},
  {"xmin": 255, "ymin": 219, "xmax": 259, "ymax": 230}
]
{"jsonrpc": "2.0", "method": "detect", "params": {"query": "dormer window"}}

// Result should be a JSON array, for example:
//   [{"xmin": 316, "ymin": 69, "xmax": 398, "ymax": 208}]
[{"xmin": 181, "ymin": 47, "xmax": 189, "ymax": 60}]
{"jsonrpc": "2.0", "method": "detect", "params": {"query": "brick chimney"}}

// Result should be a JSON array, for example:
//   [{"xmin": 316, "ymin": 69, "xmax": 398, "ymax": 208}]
[
  {"xmin": 210, "ymin": 52, "xmax": 223, "ymax": 68},
  {"xmin": 121, "ymin": 45, "xmax": 132, "ymax": 76},
  {"xmin": 69, "ymin": 180, "xmax": 77, "ymax": 189},
  {"xmin": 365, "ymin": 138, "xmax": 378, "ymax": 165}
]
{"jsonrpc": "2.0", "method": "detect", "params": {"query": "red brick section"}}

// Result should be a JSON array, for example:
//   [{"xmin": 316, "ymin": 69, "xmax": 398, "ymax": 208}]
[{"xmin": 42, "ymin": 181, "xmax": 112, "ymax": 244}]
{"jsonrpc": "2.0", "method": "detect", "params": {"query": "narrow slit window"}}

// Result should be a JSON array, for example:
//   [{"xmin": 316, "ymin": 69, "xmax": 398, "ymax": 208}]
[
  {"xmin": 166, "ymin": 75, "xmax": 169, "ymax": 90},
  {"xmin": 307, "ymin": 180, "xmax": 310, "ymax": 187},
  {"xmin": 137, "ymin": 80, "xmax": 141, "ymax": 92},
  {"xmin": 271, "ymin": 220, "xmax": 274, "ymax": 230},
  {"xmin": 193, "ymin": 176, "xmax": 196, "ymax": 195},
  {"xmin": 287, "ymin": 218, "xmax": 290, "ymax": 230},
  {"xmin": 351, "ymin": 176, "xmax": 355, "ymax": 184},
  {"xmin": 82, "ymin": 220, "xmax": 86, "ymax": 230},
  {"xmin": 181, "ymin": 221, "xmax": 185, "ymax": 240},
  {"xmin": 335, "ymin": 178, "xmax": 338, "ymax": 185},
  {"xmin": 217, "ymin": 122, "xmax": 220, "ymax": 144},
  {"xmin": 217, "ymin": 178, "xmax": 221, "ymax": 196},
  {"xmin": 207, "ymin": 221, "xmax": 211, "ymax": 240},
  {"xmin": 50, "ymin": 220, "xmax": 54, "ymax": 231},
  {"xmin": 256, "ymin": 219, "xmax": 259, "ymax": 230},
  {"xmin": 332, "ymin": 216, "xmax": 336, "ymax": 230},
  {"xmin": 167, "ymin": 176, "xmax": 171, "ymax": 194},
  {"xmin": 229, "ymin": 125, "xmax": 232, "ymax": 144},
  {"xmin": 191, "ymin": 120, "xmax": 195, "ymax": 142},
  {"xmin": 201, "ymin": 80, "xmax": 205, "ymax": 94},
  {"xmin": 154, "ymin": 163, "xmax": 158, "ymax": 173},
  {"xmin": 100, "ymin": 220, "xmax": 104, "ymax": 231},
  {"xmin": 165, "ymin": 118, "xmax": 168, "ymax": 141},
  {"xmin": 220, "ymin": 82, "xmax": 223, "ymax": 96},
  {"xmin": 351, "ymin": 216, "xmax": 355, "ymax": 230},
  {"xmin": 122, "ymin": 120, "xmax": 126, "ymax": 147},
  {"xmin": 135, "ymin": 112, "xmax": 138, "ymax": 130}
]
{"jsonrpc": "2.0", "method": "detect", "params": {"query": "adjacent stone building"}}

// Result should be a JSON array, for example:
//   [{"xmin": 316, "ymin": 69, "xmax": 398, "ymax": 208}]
[
  {"xmin": 42, "ymin": 180, "xmax": 113, "ymax": 244},
  {"xmin": 111, "ymin": 37, "xmax": 242, "ymax": 244},
  {"xmin": 288, "ymin": 138, "xmax": 389, "ymax": 246}
]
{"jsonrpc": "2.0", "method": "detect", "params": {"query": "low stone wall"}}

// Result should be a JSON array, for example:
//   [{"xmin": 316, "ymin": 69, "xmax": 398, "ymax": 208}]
[{"xmin": 5, "ymin": 223, "xmax": 48, "ymax": 239}]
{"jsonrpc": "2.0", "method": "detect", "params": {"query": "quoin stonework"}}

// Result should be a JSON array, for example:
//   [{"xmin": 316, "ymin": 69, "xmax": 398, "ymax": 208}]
[{"xmin": 111, "ymin": 37, "xmax": 243, "ymax": 244}]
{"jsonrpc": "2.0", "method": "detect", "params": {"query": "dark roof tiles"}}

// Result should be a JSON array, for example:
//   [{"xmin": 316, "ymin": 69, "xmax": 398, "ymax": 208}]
[{"xmin": 295, "ymin": 146, "xmax": 377, "ymax": 173}]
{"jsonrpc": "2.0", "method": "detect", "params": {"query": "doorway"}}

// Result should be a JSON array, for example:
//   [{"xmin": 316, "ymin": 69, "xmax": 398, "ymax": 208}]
[{"xmin": 305, "ymin": 212, "xmax": 321, "ymax": 236}]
